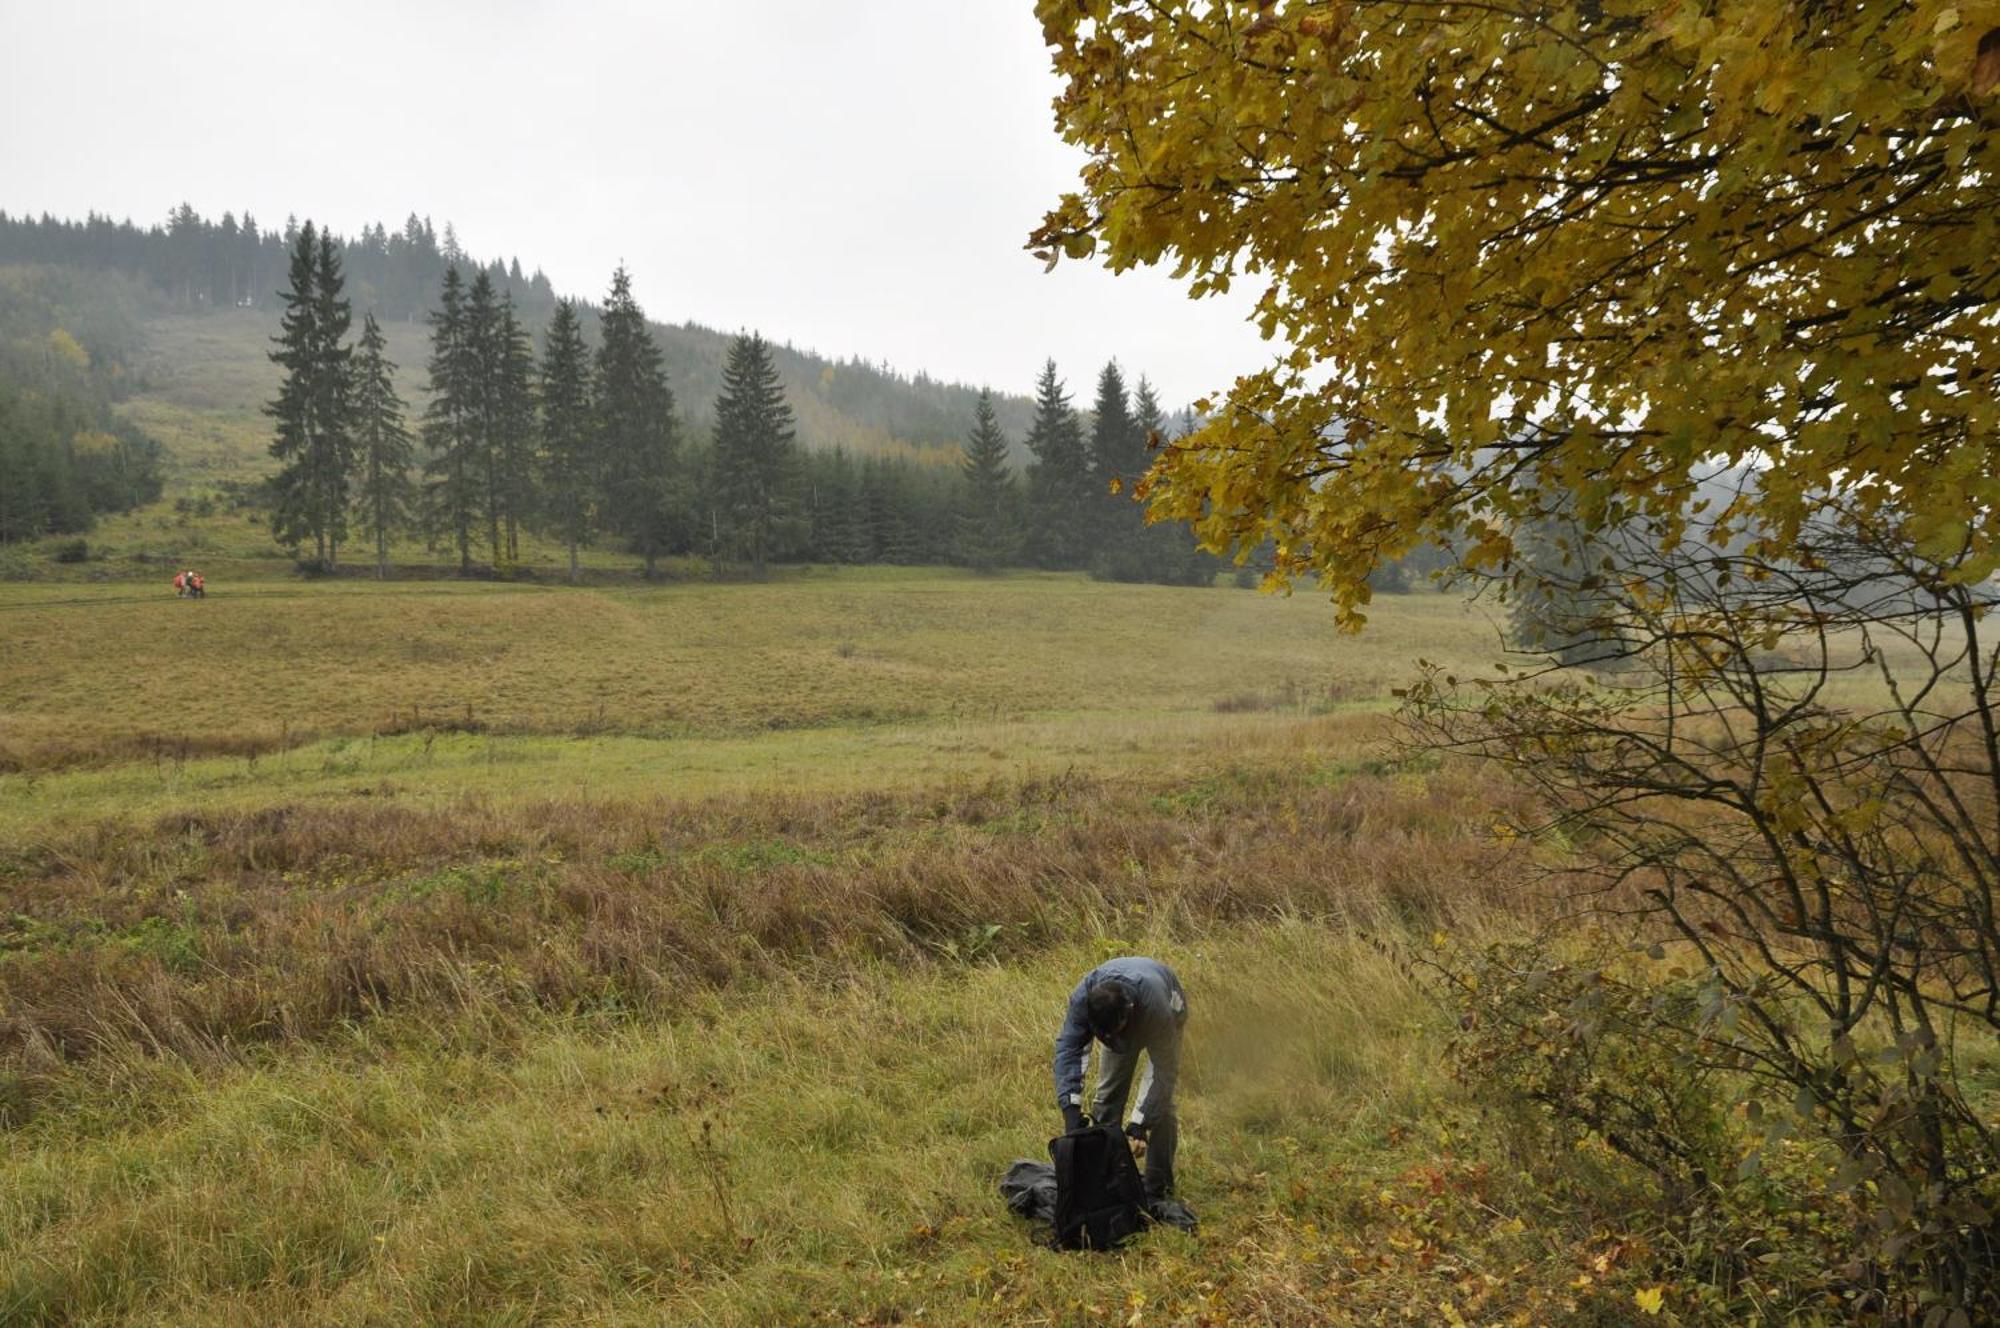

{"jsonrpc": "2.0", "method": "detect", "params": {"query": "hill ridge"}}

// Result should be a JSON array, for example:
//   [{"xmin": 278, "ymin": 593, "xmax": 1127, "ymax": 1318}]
[{"xmin": 0, "ymin": 205, "xmax": 1043, "ymax": 461}]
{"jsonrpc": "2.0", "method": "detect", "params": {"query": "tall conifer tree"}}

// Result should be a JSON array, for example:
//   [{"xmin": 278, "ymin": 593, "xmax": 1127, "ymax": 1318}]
[
  {"xmin": 955, "ymin": 387, "xmax": 1018, "ymax": 571},
  {"xmin": 1089, "ymin": 361, "xmax": 1147, "ymax": 492},
  {"xmin": 421, "ymin": 265, "xmax": 484, "ymax": 573},
  {"xmin": 461, "ymin": 270, "xmax": 505, "ymax": 565},
  {"xmin": 351, "ymin": 313, "xmax": 415, "ymax": 579},
  {"xmin": 266, "ymin": 225, "xmax": 319, "ymax": 560},
  {"xmin": 1131, "ymin": 377, "xmax": 1165, "ymax": 455},
  {"xmin": 712, "ymin": 333, "xmax": 798, "ymax": 578},
  {"xmin": 493, "ymin": 296, "xmax": 536, "ymax": 563},
  {"xmin": 310, "ymin": 229, "xmax": 356, "ymax": 567},
  {"xmin": 536, "ymin": 299, "xmax": 595, "ymax": 582},
  {"xmin": 1090, "ymin": 373, "xmax": 1214, "ymax": 585},
  {"xmin": 861, "ymin": 457, "xmax": 916, "ymax": 564},
  {"xmin": 812, "ymin": 447, "xmax": 871, "ymax": 563},
  {"xmin": 594, "ymin": 267, "xmax": 680, "ymax": 577},
  {"xmin": 1022, "ymin": 359, "xmax": 1090, "ymax": 570},
  {"xmin": 1087, "ymin": 359, "xmax": 1155, "ymax": 579},
  {"xmin": 266, "ymin": 221, "xmax": 355, "ymax": 569}
]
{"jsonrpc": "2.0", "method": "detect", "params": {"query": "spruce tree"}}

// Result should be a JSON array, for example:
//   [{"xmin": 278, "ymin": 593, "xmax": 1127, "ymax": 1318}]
[
  {"xmin": 1085, "ymin": 360, "xmax": 1143, "ymax": 575},
  {"xmin": 818, "ymin": 447, "xmax": 871, "ymax": 563},
  {"xmin": 594, "ymin": 266, "xmax": 681, "ymax": 577},
  {"xmin": 536, "ymin": 299, "xmax": 595, "ymax": 582},
  {"xmin": 1022, "ymin": 359, "xmax": 1090, "ymax": 570},
  {"xmin": 1138, "ymin": 377, "xmax": 1209, "ymax": 584},
  {"xmin": 955, "ymin": 387, "xmax": 1018, "ymax": 571},
  {"xmin": 861, "ymin": 458, "xmax": 916, "ymax": 564},
  {"xmin": 309, "ymin": 229, "xmax": 356, "ymax": 567},
  {"xmin": 351, "ymin": 313, "xmax": 415, "ymax": 579},
  {"xmin": 266, "ymin": 222, "xmax": 355, "ymax": 569},
  {"xmin": 493, "ymin": 296, "xmax": 536, "ymax": 564},
  {"xmin": 712, "ymin": 333, "xmax": 799, "ymax": 577},
  {"xmin": 1091, "ymin": 374, "xmax": 1216, "ymax": 585},
  {"xmin": 421, "ymin": 265, "xmax": 484, "ymax": 574},
  {"xmin": 804, "ymin": 449, "xmax": 849, "ymax": 563},
  {"xmin": 1131, "ymin": 378, "xmax": 1165, "ymax": 458},
  {"xmin": 1088, "ymin": 360, "xmax": 1144, "ymax": 492},
  {"xmin": 461, "ymin": 270, "xmax": 505, "ymax": 565},
  {"xmin": 264, "ymin": 225, "xmax": 319, "ymax": 561}
]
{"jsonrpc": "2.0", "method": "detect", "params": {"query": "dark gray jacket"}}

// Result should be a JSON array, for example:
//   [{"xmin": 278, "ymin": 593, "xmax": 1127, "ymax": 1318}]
[{"xmin": 1052, "ymin": 956, "xmax": 1188, "ymax": 1122}]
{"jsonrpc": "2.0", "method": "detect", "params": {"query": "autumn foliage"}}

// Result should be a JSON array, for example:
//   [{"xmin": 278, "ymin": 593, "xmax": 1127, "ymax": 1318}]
[{"xmin": 1034, "ymin": 1, "xmax": 2000, "ymax": 621}]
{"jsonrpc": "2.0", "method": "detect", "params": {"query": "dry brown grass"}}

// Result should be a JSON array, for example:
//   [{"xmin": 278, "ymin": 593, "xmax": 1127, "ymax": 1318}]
[{"xmin": 0, "ymin": 755, "xmax": 1532, "ymax": 1123}]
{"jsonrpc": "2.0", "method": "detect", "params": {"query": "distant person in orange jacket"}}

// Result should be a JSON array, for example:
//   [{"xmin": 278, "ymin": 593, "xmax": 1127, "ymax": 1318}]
[
  {"xmin": 173, "ymin": 571, "xmax": 187, "ymax": 597},
  {"xmin": 189, "ymin": 572, "xmax": 205, "ymax": 599}
]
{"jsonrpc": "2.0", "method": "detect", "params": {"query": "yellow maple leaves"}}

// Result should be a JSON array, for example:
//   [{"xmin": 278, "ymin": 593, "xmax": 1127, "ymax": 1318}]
[{"xmin": 1034, "ymin": 0, "xmax": 2000, "ymax": 624}]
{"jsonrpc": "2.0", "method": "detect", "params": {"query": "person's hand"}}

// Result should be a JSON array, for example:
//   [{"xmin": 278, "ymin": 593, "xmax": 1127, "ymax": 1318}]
[
  {"xmin": 1062, "ymin": 1104, "xmax": 1086, "ymax": 1134},
  {"xmin": 1123, "ymin": 1120, "xmax": 1151, "ymax": 1143}
]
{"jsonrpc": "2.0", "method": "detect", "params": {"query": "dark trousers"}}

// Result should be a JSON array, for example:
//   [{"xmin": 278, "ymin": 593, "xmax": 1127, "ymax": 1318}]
[{"xmin": 1090, "ymin": 1044, "xmax": 1178, "ymax": 1198}]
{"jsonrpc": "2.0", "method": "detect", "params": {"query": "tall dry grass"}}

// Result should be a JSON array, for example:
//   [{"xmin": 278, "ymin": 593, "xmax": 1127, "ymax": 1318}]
[
  {"xmin": 4, "ymin": 922, "xmax": 1613, "ymax": 1327},
  {"xmin": 1, "ymin": 758, "xmax": 1533, "ymax": 1123}
]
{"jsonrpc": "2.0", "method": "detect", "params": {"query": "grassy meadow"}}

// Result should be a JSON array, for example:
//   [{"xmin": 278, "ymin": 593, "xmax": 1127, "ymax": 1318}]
[
  {"xmin": 0, "ymin": 573, "xmax": 1504, "ymax": 829},
  {"xmin": 0, "ymin": 310, "xmax": 1705, "ymax": 1324},
  {"xmin": 0, "ymin": 565, "xmax": 1704, "ymax": 1326}
]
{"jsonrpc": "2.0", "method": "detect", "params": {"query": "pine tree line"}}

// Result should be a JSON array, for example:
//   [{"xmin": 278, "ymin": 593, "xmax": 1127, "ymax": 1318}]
[
  {"xmin": 260, "ymin": 221, "xmax": 1217, "ymax": 583},
  {"xmin": 1020, "ymin": 358, "xmax": 1217, "ymax": 585}
]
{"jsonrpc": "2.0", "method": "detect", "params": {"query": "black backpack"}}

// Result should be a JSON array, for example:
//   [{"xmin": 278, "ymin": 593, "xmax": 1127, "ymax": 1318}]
[{"xmin": 1048, "ymin": 1123, "xmax": 1149, "ymax": 1251}]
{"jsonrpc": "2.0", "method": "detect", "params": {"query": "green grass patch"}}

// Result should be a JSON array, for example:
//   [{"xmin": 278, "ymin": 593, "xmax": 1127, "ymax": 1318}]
[{"xmin": 2, "ymin": 926, "xmax": 1635, "ymax": 1326}]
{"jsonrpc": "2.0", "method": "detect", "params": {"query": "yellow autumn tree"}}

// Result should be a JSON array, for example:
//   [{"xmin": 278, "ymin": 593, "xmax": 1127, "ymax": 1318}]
[
  {"xmin": 46, "ymin": 328, "xmax": 90, "ymax": 373},
  {"xmin": 1033, "ymin": 1, "xmax": 2000, "ymax": 622},
  {"xmin": 1035, "ymin": 8, "xmax": 2000, "ymax": 1308}
]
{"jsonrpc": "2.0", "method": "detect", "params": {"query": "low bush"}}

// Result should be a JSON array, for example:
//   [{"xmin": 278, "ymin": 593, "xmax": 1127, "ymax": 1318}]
[{"xmin": 1431, "ymin": 930, "xmax": 2000, "ymax": 1324}]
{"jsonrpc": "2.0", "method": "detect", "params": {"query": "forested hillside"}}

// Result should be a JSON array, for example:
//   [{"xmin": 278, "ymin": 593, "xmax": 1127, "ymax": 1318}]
[
  {"xmin": 0, "ymin": 266, "xmax": 163, "ymax": 542},
  {"xmin": 0, "ymin": 207, "xmax": 1228, "ymax": 584},
  {"xmin": 0, "ymin": 207, "xmax": 1037, "ymax": 458}
]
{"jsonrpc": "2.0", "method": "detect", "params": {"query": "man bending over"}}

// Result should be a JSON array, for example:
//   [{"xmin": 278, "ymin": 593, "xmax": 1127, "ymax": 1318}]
[{"xmin": 1053, "ymin": 956, "xmax": 1188, "ymax": 1203}]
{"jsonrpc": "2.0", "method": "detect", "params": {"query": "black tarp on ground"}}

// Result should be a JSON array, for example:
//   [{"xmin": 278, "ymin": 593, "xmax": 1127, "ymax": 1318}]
[{"xmin": 1000, "ymin": 1158, "xmax": 1059, "ymax": 1226}]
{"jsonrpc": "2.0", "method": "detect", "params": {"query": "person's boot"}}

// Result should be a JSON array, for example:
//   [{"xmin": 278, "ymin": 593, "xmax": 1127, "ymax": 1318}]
[
  {"xmin": 1141, "ymin": 1118, "xmax": 1195, "ymax": 1231},
  {"xmin": 1145, "ymin": 1179, "xmax": 1197, "ymax": 1232}
]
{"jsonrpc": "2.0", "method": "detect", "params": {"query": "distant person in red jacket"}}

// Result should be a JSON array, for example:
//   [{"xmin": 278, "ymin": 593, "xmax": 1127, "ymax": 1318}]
[
  {"xmin": 173, "ymin": 571, "xmax": 187, "ymax": 597},
  {"xmin": 188, "ymin": 572, "xmax": 205, "ymax": 599}
]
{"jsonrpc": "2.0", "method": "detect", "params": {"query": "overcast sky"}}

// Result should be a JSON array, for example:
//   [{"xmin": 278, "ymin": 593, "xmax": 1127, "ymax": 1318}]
[{"xmin": 0, "ymin": 0, "xmax": 1272, "ymax": 409}]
